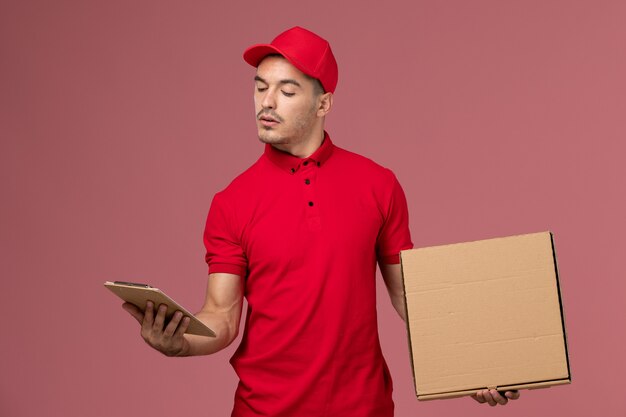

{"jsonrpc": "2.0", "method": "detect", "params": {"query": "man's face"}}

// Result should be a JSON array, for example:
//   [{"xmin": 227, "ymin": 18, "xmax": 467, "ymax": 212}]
[{"xmin": 254, "ymin": 55, "xmax": 321, "ymax": 147}]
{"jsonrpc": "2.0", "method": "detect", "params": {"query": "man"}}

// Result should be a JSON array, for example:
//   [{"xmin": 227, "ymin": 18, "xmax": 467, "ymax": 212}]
[{"xmin": 123, "ymin": 26, "xmax": 519, "ymax": 415}]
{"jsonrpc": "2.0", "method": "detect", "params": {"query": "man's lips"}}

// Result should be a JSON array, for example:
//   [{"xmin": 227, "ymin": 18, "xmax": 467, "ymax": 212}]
[
  {"xmin": 258, "ymin": 111, "xmax": 282, "ymax": 122},
  {"xmin": 258, "ymin": 113, "xmax": 281, "ymax": 127},
  {"xmin": 260, "ymin": 119, "xmax": 279, "ymax": 128}
]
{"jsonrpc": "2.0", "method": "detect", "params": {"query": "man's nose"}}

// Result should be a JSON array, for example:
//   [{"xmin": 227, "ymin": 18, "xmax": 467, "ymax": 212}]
[{"xmin": 261, "ymin": 89, "xmax": 276, "ymax": 109}]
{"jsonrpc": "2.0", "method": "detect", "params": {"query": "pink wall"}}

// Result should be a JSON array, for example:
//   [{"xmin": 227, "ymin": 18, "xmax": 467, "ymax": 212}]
[{"xmin": 2, "ymin": 0, "xmax": 624, "ymax": 416}]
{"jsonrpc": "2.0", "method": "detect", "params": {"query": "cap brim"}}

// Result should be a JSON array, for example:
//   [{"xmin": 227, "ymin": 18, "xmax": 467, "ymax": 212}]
[{"xmin": 243, "ymin": 44, "xmax": 285, "ymax": 67}]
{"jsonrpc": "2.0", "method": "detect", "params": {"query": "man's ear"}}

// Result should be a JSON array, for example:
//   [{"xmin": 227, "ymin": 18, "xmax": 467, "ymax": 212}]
[{"xmin": 317, "ymin": 92, "xmax": 333, "ymax": 117}]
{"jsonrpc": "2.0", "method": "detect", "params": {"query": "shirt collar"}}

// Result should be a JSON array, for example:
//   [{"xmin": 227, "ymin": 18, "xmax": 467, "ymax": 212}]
[{"xmin": 264, "ymin": 131, "xmax": 335, "ymax": 174}]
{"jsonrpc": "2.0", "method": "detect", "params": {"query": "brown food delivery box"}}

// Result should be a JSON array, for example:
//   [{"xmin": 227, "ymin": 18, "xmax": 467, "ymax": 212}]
[{"xmin": 400, "ymin": 231, "xmax": 571, "ymax": 400}]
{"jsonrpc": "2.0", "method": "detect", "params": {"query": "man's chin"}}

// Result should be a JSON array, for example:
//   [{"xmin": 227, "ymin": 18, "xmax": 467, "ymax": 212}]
[{"xmin": 258, "ymin": 132, "xmax": 287, "ymax": 145}]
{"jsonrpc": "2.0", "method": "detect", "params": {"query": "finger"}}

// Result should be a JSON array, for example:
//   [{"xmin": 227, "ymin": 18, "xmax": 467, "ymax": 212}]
[
  {"xmin": 163, "ymin": 311, "xmax": 184, "ymax": 338},
  {"xmin": 505, "ymin": 390, "xmax": 520, "ymax": 400},
  {"xmin": 153, "ymin": 304, "xmax": 168, "ymax": 331},
  {"xmin": 143, "ymin": 300, "xmax": 155, "ymax": 330},
  {"xmin": 482, "ymin": 390, "xmax": 497, "ymax": 406},
  {"xmin": 472, "ymin": 391, "xmax": 486, "ymax": 403},
  {"xmin": 491, "ymin": 389, "xmax": 508, "ymax": 405},
  {"xmin": 122, "ymin": 302, "xmax": 144, "ymax": 324},
  {"xmin": 174, "ymin": 316, "xmax": 191, "ymax": 338}
]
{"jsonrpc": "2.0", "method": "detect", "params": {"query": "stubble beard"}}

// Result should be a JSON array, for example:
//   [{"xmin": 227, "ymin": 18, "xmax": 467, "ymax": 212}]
[
  {"xmin": 257, "ymin": 115, "xmax": 316, "ymax": 146},
  {"xmin": 257, "ymin": 101, "xmax": 319, "ymax": 146},
  {"xmin": 257, "ymin": 127, "xmax": 287, "ymax": 145}
]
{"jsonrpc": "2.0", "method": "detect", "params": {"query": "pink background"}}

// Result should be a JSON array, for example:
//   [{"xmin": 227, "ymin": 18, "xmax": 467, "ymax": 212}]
[{"xmin": 2, "ymin": 0, "xmax": 624, "ymax": 416}]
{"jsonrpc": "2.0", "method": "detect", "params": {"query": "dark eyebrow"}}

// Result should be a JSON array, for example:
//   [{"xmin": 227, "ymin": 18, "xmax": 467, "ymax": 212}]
[
  {"xmin": 278, "ymin": 79, "xmax": 302, "ymax": 88},
  {"xmin": 254, "ymin": 75, "xmax": 302, "ymax": 89}
]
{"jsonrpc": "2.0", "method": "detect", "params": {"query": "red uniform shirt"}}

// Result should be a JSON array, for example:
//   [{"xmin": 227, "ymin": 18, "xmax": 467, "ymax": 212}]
[{"xmin": 204, "ymin": 133, "xmax": 413, "ymax": 417}]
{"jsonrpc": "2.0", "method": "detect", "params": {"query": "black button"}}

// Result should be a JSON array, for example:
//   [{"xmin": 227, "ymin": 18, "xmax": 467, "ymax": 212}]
[
  {"xmin": 317, "ymin": 162, "xmax": 321, "ymax": 167},
  {"xmin": 303, "ymin": 161, "xmax": 309, "ymax": 166},
  {"xmin": 290, "ymin": 168, "xmax": 295, "ymax": 174},
  {"xmin": 308, "ymin": 201, "xmax": 314, "ymax": 207},
  {"xmin": 304, "ymin": 179, "xmax": 310, "ymax": 185}
]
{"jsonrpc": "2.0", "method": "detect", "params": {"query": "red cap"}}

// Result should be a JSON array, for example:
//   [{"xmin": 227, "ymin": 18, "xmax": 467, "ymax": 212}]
[{"xmin": 243, "ymin": 26, "xmax": 338, "ymax": 93}]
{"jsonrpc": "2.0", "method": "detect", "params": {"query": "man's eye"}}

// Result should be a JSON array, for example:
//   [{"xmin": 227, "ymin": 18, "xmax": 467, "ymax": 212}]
[
  {"xmin": 256, "ymin": 86, "xmax": 267, "ymax": 92},
  {"xmin": 282, "ymin": 91, "xmax": 295, "ymax": 97}
]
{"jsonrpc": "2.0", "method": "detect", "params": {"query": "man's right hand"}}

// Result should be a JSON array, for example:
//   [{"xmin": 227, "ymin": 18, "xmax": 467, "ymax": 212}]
[{"xmin": 122, "ymin": 301, "xmax": 191, "ymax": 357}]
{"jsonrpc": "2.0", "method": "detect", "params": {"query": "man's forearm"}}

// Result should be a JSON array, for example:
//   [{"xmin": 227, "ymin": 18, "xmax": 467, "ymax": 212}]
[
  {"xmin": 389, "ymin": 292, "xmax": 407, "ymax": 322},
  {"xmin": 177, "ymin": 272, "xmax": 244, "ymax": 356},
  {"xmin": 380, "ymin": 263, "xmax": 408, "ymax": 322},
  {"xmin": 179, "ymin": 310, "xmax": 241, "ymax": 356}
]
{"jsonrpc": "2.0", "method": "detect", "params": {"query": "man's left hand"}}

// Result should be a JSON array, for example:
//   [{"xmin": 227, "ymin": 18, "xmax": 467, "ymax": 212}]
[{"xmin": 471, "ymin": 389, "xmax": 520, "ymax": 406}]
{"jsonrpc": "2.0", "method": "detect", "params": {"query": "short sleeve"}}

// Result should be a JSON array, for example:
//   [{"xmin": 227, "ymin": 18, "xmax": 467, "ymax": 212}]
[
  {"xmin": 203, "ymin": 192, "xmax": 247, "ymax": 277},
  {"xmin": 376, "ymin": 171, "xmax": 413, "ymax": 264}
]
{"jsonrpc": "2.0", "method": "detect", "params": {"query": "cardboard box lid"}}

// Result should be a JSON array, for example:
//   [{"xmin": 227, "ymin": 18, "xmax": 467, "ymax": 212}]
[{"xmin": 400, "ymin": 232, "xmax": 571, "ymax": 400}]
